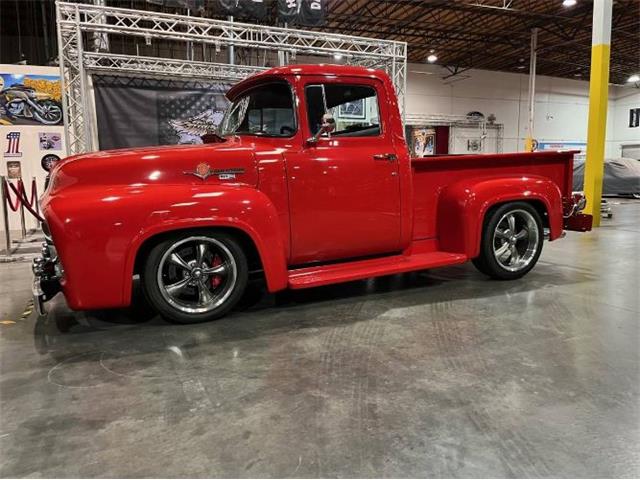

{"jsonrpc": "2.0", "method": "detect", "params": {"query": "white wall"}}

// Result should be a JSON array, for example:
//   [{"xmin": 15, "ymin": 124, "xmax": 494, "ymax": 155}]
[{"xmin": 405, "ymin": 63, "xmax": 638, "ymax": 155}]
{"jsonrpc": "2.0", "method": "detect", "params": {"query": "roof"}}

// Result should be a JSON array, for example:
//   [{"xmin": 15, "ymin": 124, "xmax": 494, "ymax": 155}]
[{"xmin": 226, "ymin": 64, "xmax": 392, "ymax": 100}]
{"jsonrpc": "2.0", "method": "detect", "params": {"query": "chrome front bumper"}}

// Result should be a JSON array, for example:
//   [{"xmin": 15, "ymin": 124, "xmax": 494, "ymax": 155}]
[{"xmin": 32, "ymin": 242, "xmax": 62, "ymax": 316}]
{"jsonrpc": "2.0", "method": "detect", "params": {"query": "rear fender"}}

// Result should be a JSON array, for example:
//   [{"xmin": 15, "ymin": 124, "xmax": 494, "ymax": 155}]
[
  {"xmin": 124, "ymin": 184, "xmax": 289, "ymax": 302},
  {"xmin": 437, "ymin": 175, "xmax": 563, "ymax": 258}
]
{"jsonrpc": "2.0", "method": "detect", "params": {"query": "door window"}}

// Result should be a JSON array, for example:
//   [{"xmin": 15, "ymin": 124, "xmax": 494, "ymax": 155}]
[
  {"xmin": 220, "ymin": 82, "xmax": 296, "ymax": 137},
  {"xmin": 305, "ymin": 84, "xmax": 381, "ymax": 137}
]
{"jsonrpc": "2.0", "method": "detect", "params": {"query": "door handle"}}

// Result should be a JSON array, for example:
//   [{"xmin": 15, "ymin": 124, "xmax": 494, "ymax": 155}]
[{"xmin": 373, "ymin": 153, "xmax": 397, "ymax": 162}]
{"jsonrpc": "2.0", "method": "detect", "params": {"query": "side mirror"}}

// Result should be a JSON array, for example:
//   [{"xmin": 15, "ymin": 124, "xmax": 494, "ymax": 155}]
[{"xmin": 307, "ymin": 113, "xmax": 336, "ymax": 145}]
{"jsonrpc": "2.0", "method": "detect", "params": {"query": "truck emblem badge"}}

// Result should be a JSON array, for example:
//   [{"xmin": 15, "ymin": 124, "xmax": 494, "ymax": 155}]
[
  {"xmin": 187, "ymin": 162, "xmax": 214, "ymax": 180},
  {"xmin": 184, "ymin": 163, "xmax": 245, "ymax": 181}
]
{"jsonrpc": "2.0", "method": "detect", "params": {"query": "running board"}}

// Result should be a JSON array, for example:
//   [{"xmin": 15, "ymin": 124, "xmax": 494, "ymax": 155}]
[{"xmin": 288, "ymin": 251, "xmax": 468, "ymax": 289}]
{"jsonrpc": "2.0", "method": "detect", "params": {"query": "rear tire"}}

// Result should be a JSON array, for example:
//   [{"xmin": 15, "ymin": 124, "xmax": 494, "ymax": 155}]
[
  {"xmin": 142, "ymin": 232, "xmax": 248, "ymax": 324},
  {"xmin": 472, "ymin": 202, "xmax": 544, "ymax": 280}
]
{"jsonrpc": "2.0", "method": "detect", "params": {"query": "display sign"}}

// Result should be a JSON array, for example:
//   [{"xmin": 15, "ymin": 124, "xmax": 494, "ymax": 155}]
[{"xmin": 537, "ymin": 141, "xmax": 586, "ymax": 152}]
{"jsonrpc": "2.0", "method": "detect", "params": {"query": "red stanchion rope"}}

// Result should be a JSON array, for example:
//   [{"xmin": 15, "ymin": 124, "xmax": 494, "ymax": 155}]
[
  {"xmin": 26, "ymin": 179, "xmax": 39, "ymax": 211},
  {"xmin": 18, "ymin": 179, "xmax": 40, "ymax": 214},
  {"xmin": 3, "ymin": 179, "xmax": 21, "ymax": 212},
  {"xmin": 5, "ymin": 179, "xmax": 44, "ymax": 222}
]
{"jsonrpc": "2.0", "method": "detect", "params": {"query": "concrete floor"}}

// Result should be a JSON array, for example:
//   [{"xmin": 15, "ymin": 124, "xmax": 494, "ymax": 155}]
[{"xmin": 0, "ymin": 201, "xmax": 638, "ymax": 478}]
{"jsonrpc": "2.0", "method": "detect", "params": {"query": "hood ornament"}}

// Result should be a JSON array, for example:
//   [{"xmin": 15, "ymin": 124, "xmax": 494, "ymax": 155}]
[{"xmin": 184, "ymin": 162, "xmax": 245, "ymax": 181}]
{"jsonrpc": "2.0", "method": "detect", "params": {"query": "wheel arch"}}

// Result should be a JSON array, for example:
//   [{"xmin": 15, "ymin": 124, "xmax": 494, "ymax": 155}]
[
  {"xmin": 126, "ymin": 221, "xmax": 288, "ymax": 306},
  {"xmin": 437, "ymin": 175, "xmax": 563, "ymax": 258},
  {"xmin": 133, "ymin": 226, "xmax": 263, "ymax": 277}
]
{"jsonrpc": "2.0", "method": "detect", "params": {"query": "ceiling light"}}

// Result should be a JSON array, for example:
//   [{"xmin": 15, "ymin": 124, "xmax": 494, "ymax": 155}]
[
  {"xmin": 628, "ymin": 74, "xmax": 640, "ymax": 83},
  {"xmin": 562, "ymin": 0, "xmax": 577, "ymax": 6},
  {"xmin": 333, "ymin": 53, "xmax": 343, "ymax": 60},
  {"xmin": 427, "ymin": 54, "xmax": 438, "ymax": 63}
]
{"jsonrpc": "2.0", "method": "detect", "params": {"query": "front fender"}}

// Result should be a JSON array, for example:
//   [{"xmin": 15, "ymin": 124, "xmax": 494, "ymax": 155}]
[
  {"xmin": 45, "ymin": 183, "xmax": 288, "ymax": 310},
  {"xmin": 437, "ymin": 175, "xmax": 563, "ymax": 258},
  {"xmin": 125, "ymin": 184, "xmax": 289, "ymax": 299}
]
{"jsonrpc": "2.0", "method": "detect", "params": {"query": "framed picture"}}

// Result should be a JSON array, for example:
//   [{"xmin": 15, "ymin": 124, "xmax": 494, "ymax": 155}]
[
  {"xmin": 39, "ymin": 132, "xmax": 62, "ymax": 150},
  {"xmin": 412, "ymin": 128, "xmax": 436, "ymax": 157},
  {"xmin": 339, "ymin": 98, "xmax": 366, "ymax": 119},
  {"xmin": 6, "ymin": 161, "xmax": 22, "ymax": 179}
]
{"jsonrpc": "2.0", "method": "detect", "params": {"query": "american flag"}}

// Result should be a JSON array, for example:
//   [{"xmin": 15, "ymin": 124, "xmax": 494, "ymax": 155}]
[{"xmin": 4, "ymin": 132, "xmax": 22, "ymax": 157}]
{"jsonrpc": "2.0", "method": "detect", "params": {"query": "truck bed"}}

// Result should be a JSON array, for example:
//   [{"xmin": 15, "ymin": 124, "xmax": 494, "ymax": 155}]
[{"xmin": 411, "ymin": 151, "xmax": 575, "ymax": 240}]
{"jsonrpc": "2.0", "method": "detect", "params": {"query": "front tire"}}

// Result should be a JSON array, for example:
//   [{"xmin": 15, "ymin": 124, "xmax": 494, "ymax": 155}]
[
  {"xmin": 142, "ymin": 232, "xmax": 248, "ymax": 324},
  {"xmin": 33, "ymin": 100, "xmax": 63, "ymax": 125},
  {"xmin": 472, "ymin": 202, "xmax": 544, "ymax": 280}
]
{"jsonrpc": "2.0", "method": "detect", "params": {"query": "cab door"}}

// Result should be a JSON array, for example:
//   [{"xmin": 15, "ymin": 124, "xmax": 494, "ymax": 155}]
[{"xmin": 286, "ymin": 76, "xmax": 401, "ymax": 265}]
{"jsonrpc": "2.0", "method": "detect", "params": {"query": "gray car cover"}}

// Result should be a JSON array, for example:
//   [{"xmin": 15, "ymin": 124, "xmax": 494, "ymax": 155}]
[{"xmin": 573, "ymin": 157, "xmax": 640, "ymax": 196}]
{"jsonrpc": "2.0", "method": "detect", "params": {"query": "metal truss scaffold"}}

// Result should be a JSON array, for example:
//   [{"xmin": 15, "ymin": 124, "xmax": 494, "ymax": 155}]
[
  {"xmin": 56, "ymin": 1, "xmax": 407, "ymax": 154},
  {"xmin": 82, "ymin": 52, "xmax": 265, "ymax": 81}
]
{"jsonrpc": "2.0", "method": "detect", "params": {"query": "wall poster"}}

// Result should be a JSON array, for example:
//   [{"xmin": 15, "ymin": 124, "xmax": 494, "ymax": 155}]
[
  {"xmin": 0, "ymin": 73, "xmax": 63, "ymax": 126},
  {"xmin": 411, "ymin": 127, "xmax": 436, "ymax": 157}
]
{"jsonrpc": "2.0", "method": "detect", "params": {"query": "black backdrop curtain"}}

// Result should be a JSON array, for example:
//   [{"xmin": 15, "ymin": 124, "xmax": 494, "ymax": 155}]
[{"xmin": 93, "ymin": 75, "xmax": 230, "ymax": 150}]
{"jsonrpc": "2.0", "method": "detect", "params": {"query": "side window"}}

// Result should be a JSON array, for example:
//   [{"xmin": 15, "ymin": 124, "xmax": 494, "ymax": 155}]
[
  {"xmin": 305, "ymin": 84, "xmax": 381, "ymax": 138},
  {"xmin": 222, "ymin": 82, "xmax": 296, "ymax": 137}
]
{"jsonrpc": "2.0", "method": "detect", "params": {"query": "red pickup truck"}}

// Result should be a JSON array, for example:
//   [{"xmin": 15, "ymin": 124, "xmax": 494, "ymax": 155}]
[{"xmin": 34, "ymin": 64, "xmax": 591, "ymax": 323}]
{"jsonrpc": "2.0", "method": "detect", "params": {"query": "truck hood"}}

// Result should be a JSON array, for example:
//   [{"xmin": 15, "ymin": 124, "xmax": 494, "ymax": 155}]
[{"xmin": 49, "ymin": 137, "xmax": 261, "ymax": 194}]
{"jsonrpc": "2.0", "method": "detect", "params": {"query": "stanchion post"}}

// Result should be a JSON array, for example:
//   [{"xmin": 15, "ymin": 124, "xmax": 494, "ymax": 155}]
[
  {"xmin": 1, "ymin": 176, "xmax": 11, "ymax": 256},
  {"xmin": 33, "ymin": 177, "xmax": 41, "ymax": 229},
  {"xmin": 19, "ymin": 181, "xmax": 27, "ymax": 239}
]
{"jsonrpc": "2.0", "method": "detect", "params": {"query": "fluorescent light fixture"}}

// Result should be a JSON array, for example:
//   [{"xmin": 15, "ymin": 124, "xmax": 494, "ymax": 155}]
[
  {"xmin": 427, "ymin": 54, "xmax": 438, "ymax": 63},
  {"xmin": 562, "ymin": 0, "xmax": 577, "ymax": 6},
  {"xmin": 628, "ymin": 74, "xmax": 640, "ymax": 83}
]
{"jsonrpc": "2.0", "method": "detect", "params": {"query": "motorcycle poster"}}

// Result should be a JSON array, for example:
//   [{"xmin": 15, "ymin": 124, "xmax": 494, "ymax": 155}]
[{"xmin": 0, "ymin": 73, "xmax": 63, "ymax": 126}]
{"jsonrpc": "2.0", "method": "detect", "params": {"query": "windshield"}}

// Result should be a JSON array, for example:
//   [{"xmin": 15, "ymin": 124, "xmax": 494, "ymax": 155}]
[{"xmin": 220, "ymin": 82, "xmax": 296, "ymax": 137}]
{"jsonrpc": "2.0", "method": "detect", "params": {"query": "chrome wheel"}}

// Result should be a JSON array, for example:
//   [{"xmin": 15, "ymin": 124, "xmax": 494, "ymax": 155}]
[
  {"xmin": 492, "ymin": 209, "xmax": 540, "ymax": 272},
  {"xmin": 157, "ymin": 236, "xmax": 238, "ymax": 314}
]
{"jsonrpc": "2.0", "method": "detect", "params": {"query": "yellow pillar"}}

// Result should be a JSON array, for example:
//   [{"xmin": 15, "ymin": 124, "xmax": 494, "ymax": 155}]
[{"xmin": 583, "ymin": 0, "xmax": 612, "ymax": 227}]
